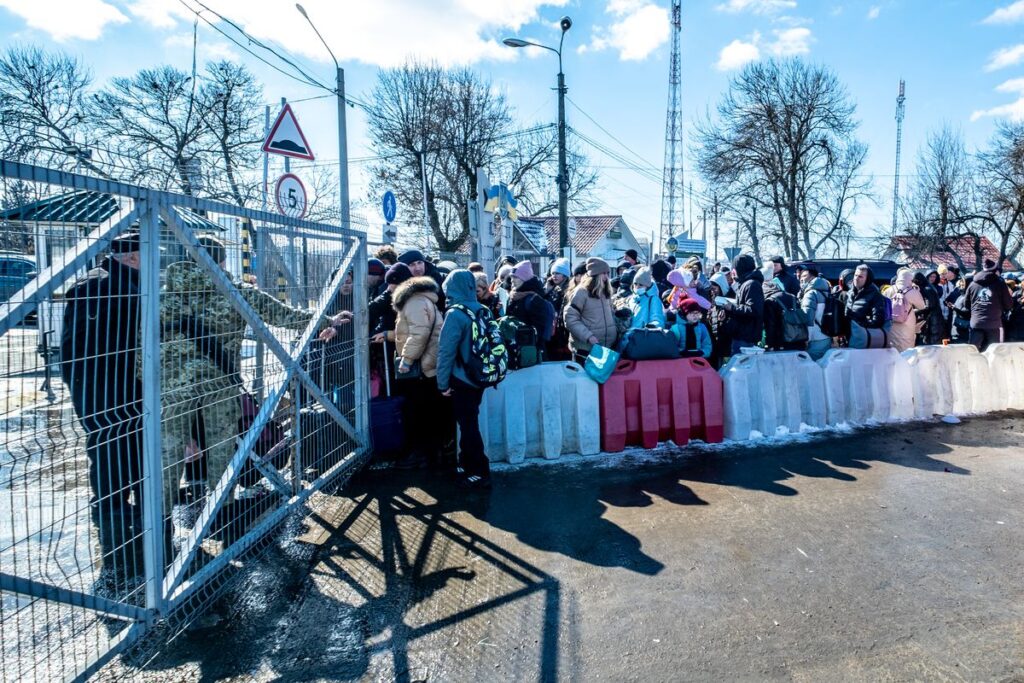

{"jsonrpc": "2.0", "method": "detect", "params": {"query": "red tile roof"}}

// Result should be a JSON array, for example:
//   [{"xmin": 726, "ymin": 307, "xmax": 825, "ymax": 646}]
[
  {"xmin": 888, "ymin": 235, "xmax": 1015, "ymax": 271},
  {"xmin": 522, "ymin": 215, "xmax": 623, "ymax": 254}
]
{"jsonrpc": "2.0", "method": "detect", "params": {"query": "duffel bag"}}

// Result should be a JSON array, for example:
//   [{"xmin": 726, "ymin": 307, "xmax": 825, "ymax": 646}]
[{"xmin": 619, "ymin": 325, "xmax": 678, "ymax": 360}]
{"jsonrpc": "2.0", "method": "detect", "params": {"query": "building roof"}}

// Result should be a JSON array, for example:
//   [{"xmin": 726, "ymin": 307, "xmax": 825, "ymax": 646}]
[
  {"xmin": 0, "ymin": 190, "xmax": 225, "ymax": 233},
  {"xmin": 522, "ymin": 215, "xmax": 624, "ymax": 254},
  {"xmin": 0, "ymin": 190, "xmax": 119, "ymax": 224},
  {"xmin": 887, "ymin": 235, "xmax": 1014, "ymax": 271}
]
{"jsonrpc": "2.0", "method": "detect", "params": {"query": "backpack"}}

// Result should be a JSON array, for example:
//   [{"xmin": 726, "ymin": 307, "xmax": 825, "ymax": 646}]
[
  {"xmin": 780, "ymin": 295, "xmax": 810, "ymax": 343},
  {"xmin": 447, "ymin": 304, "xmax": 508, "ymax": 388},
  {"xmin": 497, "ymin": 316, "xmax": 540, "ymax": 369},
  {"xmin": 889, "ymin": 288, "xmax": 912, "ymax": 323},
  {"xmin": 818, "ymin": 290, "xmax": 842, "ymax": 337}
]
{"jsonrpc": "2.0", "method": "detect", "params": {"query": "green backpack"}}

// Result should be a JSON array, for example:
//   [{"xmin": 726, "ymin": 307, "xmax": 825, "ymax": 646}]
[
  {"xmin": 497, "ymin": 316, "xmax": 540, "ymax": 369},
  {"xmin": 447, "ymin": 304, "xmax": 509, "ymax": 387}
]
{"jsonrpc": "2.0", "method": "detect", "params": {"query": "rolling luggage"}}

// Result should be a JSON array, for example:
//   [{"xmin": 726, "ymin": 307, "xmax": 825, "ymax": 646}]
[{"xmin": 371, "ymin": 342, "xmax": 405, "ymax": 457}]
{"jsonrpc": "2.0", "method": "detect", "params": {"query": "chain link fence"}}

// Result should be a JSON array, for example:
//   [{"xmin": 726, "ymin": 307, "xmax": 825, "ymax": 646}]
[{"xmin": 0, "ymin": 160, "xmax": 370, "ymax": 681}]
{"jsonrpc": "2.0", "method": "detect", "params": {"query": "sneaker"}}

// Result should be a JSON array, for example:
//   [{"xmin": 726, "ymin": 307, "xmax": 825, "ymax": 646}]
[
  {"xmin": 394, "ymin": 453, "xmax": 428, "ymax": 470},
  {"xmin": 457, "ymin": 474, "xmax": 492, "ymax": 490}
]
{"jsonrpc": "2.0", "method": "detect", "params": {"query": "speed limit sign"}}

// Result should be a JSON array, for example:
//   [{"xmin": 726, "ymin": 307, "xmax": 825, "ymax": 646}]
[{"xmin": 275, "ymin": 173, "xmax": 307, "ymax": 219}]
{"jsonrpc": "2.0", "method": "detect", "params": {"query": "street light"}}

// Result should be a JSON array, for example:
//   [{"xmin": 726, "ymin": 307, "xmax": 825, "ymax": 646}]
[
  {"xmin": 504, "ymin": 16, "xmax": 572, "ymax": 257},
  {"xmin": 295, "ymin": 3, "xmax": 350, "ymax": 229}
]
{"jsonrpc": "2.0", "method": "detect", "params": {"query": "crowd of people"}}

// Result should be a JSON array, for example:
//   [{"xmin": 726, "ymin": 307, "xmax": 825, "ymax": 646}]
[{"xmin": 58, "ymin": 230, "xmax": 1024, "ymax": 581}]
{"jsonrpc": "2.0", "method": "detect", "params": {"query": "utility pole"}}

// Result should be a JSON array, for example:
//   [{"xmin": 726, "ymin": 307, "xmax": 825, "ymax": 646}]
[
  {"xmin": 892, "ymin": 79, "xmax": 906, "ymax": 234},
  {"xmin": 713, "ymin": 193, "xmax": 719, "ymax": 264},
  {"xmin": 420, "ymin": 148, "xmax": 430, "ymax": 241},
  {"xmin": 688, "ymin": 181, "xmax": 694, "ymax": 236}
]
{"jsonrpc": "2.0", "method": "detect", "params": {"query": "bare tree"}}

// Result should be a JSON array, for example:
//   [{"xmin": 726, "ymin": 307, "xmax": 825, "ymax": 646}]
[
  {"xmin": 91, "ymin": 66, "xmax": 212, "ymax": 194},
  {"xmin": 0, "ymin": 45, "xmax": 108, "ymax": 176},
  {"xmin": 694, "ymin": 58, "xmax": 868, "ymax": 259},
  {"xmin": 975, "ymin": 122, "xmax": 1024, "ymax": 266},
  {"xmin": 199, "ymin": 61, "xmax": 263, "ymax": 206},
  {"xmin": 367, "ymin": 60, "xmax": 598, "ymax": 252}
]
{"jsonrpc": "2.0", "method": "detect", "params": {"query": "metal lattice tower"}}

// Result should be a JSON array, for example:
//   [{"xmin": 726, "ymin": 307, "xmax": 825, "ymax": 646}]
[
  {"xmin": 659, "ymin": 0, "xmax": 683, "ymax": 253},
  {"xmin": 892, "ymin": 79, "xmax": 906, "ymax": 233}
]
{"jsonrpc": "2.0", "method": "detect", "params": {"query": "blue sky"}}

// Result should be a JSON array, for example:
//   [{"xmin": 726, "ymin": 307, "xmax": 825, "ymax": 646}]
[{"xmin": 2, "ymin": 0, "xmax": 1023, "ymax": 257}]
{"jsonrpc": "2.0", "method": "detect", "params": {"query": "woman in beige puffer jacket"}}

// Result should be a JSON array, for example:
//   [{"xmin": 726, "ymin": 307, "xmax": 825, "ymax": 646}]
[
  {"xmin": 564, "ymin": 258, "xmax": 618, "ymax": 355},
  {"xmin": 388, "ymin": 276, "xmax": 441, "ymax": 376}
]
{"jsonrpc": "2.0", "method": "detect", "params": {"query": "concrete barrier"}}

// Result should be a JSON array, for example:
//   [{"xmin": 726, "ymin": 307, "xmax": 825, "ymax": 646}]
[
  {"xmin": 720, "ymin": 351, "xmax": 826, "ymax": 441},
  {"xmin": 984, "ymin": 342, "xmax": 1024, "ymax": 411},
  {"xmin": 820, "ymin": 348, "xmax": 915, "ymax": 425},
  {"xmin": 902, "ymin": 344, "xmax": 997, "ymax": 417},
  {"xmin": 480, "ymin": 361, "xmax": 600, "ymax": 463}
]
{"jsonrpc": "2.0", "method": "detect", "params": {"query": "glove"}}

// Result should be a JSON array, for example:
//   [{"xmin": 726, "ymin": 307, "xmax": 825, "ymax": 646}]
[{"xmin": 714, "ymin": 296, "xmax": 730, "ymax": 307}]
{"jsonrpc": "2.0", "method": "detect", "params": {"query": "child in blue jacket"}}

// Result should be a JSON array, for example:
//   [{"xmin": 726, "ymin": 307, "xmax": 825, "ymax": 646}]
[{"xmin": 671, "ymin": 298, "xmax": 712, "ymax": 358}]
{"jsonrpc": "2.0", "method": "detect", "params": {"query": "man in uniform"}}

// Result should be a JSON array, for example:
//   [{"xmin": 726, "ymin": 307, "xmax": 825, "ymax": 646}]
[
  {"xmin": 158, "ymin": 236, "xmax": 332, "ymax": 509},
  {"xmin": 60, "ymin": 231, "xmax": 145, "ymax": 576}
]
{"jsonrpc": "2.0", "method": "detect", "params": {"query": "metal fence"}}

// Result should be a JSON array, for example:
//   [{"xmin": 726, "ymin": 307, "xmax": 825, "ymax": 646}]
[{"xmin": 0, "ymin": 159, "xmax": 370, "ymax": 681}]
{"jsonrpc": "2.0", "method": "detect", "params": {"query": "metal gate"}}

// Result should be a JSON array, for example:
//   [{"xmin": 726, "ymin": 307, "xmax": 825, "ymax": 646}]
[{"xmin": 0, "ymin": 160, "xmax": 370, "ymax": 681}]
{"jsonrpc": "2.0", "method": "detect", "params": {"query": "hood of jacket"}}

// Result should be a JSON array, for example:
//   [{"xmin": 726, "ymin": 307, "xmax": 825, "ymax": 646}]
[
  {"xmin": 650, "ymin": 259, "xmax": 672, "ymax": 283},
  {"xmin": 895, "ymin": 268, "xmax": 915, "ymax": 290},
  {"xmin": 763, "ymin": 280, "xmax": 783, "ymax": 299},
  {"xmin": 973, "ymin": 266, "xmax": 1003, "ymax": 287},
  {"xmin": 631, "ymin": 282, "xmax": 660, "ymax": 305},
  {"xmin": 732, "ymin": 254, "xmax": 756, "ymax": 280},
  {"xmin": 739, "ymin": 267, "xmax": 765, "ymax": 286},
  {"xmin": 443, "ymin": 269, "xmax": 482, "ymax": 311},
  {"xmin": 392, "ymin": 276, "xmax": 438, "ymax": 311},
  {"xmin": 807, "ymin": 275, "xmax": 830, "ymax": 295}
]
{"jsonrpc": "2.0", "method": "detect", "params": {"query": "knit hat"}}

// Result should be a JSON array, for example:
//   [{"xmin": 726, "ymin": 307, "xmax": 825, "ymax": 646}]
[
  {"xmin": 732, "ymin": 253, "xmax": 756, "ymax": 278},
  {"xmin": 633, "ymin": 266, "xmax": 653, "ymax": 288},
  {"xmin": 573, "ymin": 262, "xmax": 588, "ymax": 277},
  {"xmin": 367, "ymin": 258, "xmax": 386, "ymax": 276},
  {"xmin": 710, "ymin": 273, "xmax": 730, "ymax": 296},
  {"xmin": 770, "ymin": 254, "xmax": 786, "ymax": 266},
  {"xmin": 550, "ymin": 257, "xmax": 571, "ymax": 278},
  {"xmin": 512, "ymin": 260, "xmax": 534, "ymax": 281},
  {"xmin": 110, "ymin": 230, "xmax": 141, "ymax": 253},
  {"xmin": 625, "ymin": 249, "xmax": 639, "ymax": 262},
  {"xmin": 617, "ymin": 268, "xmax": 636, "ymax": 290},
  {"xmin": 586, "ymin": 257, "xmax": 610, "ymax": 276},
  {"xmin": 679, "ymin": 298, "xmax": 703, "ymax": 316},
  {"xmin": 684, "ymin": 255, "xmax": 702, "ymax": 272},
  {"xmin": 397, "ymin": 249, "xmax": 426, "ymax": 266},
  {"xmin": 468, "ymin": 262, "xmax": 484, "ymax": 273},
  {"xmin": 473, "ymin": 271, "xmax": 489, "ymax": 290},
  {"xmin": 650, "ymin": 259, "xmax": 672, "ymax": 282},
  {"xmin": 385, "ymin": 263, "xmax": 413, "ymax": 286},
  {"xmin": 497, "ymin": 264, "xmax": 513, "ymax": 281}
]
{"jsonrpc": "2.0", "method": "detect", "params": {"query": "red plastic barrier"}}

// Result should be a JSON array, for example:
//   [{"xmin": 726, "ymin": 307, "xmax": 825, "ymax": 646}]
[{"xmin": 599, "ymin": 357, "xmax": 724, "ymax": 452}]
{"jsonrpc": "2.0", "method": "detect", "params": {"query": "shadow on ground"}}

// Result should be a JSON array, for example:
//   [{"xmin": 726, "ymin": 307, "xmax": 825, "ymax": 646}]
[{"xmin": 120, "ymin": 414, "xmax": 1022, "ymax": 681}]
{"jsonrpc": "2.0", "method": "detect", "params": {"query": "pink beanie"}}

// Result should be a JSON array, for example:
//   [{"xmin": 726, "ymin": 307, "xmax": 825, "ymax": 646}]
[{"xmin": 512, "ymin": 260, "xmax": 534, "ymax": 281}]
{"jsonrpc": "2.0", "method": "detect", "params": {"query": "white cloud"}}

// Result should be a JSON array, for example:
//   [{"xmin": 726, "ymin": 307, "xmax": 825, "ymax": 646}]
[
  {"xmin": 123, "ymin": 0, "xmax": 568, "ymax": 67},
  {"xmin": 982, "ymin": 0, "xmax": 1024, "ymax": 24},
  {"xmin": 867, "ymin": 6, "xmax": 880, "ymax": 20},
  {"xmin": 163, "ymin": 33, "xmax": 239, "ymax": 62},
  {"xmin": 0, "ymin": 0, "xmax": 128, "ymax": 41},
  {"xmin": 715, "ymin": 0, "xmax": 797, "ymax": 14},
  {"xmin": 715, "ymin": 26, "xmax": 812, "ymax": 69},
  {"xmin": 768, "ymin": 27, "xmax": 812, "ymax": 55},
  {"xmin": 583, "ymin": 1, "xmax": 669, "ymax": 61},
  {"xmin": 971, "ymin": 78, "xmax": 1024, "ymax": 122},
  {"xmin": 985, "ymin": 44, "xmax": 1024, "ymax": 71},
  {"xmin": 716, "ymin": 35, "xmax": 761, "ymax": 70}
]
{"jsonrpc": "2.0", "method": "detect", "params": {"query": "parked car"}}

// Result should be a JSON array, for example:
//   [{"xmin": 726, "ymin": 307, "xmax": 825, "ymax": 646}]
[
  {"xmin": 788, "ymin": 259, "xmax": 903, "ymax": 287},
  {"xmin": 0, "ymin": 252, "xmax": 37, "ymax": 301}
]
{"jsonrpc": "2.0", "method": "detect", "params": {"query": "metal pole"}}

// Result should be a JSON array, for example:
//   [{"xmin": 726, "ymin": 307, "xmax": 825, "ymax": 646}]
[
  {"xmin": 138, "ymin": 199, "xmax": 165, "ymax": 615},
  {"xmin": 420, "ymin": 150, "xmax": 430, "ymax": 241},
  {"xmin": 713, "ymin": 194, "xmax": 719, "ymax": 263},
  {"xmin": 282, "ymin": 97, "xmax": 298, "ymax": 292},
  {"xmin": 557, "ymin": 69, "xmax": 569, "ymax": 258},
  {"xmin": 336, "ymin": 66, "xmax": 351, "ymax": 230},
  {"xmin": 352, "ymin": 237, "xmax": 369, "ymax": 446}
]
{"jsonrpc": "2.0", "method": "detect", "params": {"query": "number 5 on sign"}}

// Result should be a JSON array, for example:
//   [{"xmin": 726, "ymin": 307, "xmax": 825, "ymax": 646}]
[{"xmin": 275, "ymin": 173, "xmax": 307, "ymax": 219}]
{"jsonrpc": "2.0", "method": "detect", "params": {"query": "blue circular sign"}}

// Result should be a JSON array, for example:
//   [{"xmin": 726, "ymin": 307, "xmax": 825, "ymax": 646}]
[{"xmin": 382, "ymin": 190, "xmax": 397, "ymax": 223}]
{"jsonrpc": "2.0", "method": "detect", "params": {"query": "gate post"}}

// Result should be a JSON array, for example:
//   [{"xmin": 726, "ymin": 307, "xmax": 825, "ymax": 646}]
[
  {"xmin": 352, "ymin": 237, "xmax": 369, "ymax": 446},
  {"xmin": 138, "ymin": 198, "xmax": 166, "ymax": 615}
]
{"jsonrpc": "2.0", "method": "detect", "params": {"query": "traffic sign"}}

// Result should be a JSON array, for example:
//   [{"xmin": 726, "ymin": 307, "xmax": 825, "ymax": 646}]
[
  {"xmin": 382, "ymin": 190, "xmax": 397, "ymax": 223},
  {"xmin": 382, "ymin": 223, "xmax": 398, "ymax": 243},
  {"xmin": 666, "ymin": 237, "xmax": 678, "ymax": 253},
  {"xmin": 262, "ymin": 104, "xmax": 315, "ymax": 160},
  {"xmin": 275, "ymin": 173, "xmax": 307, "ymax": 219}
]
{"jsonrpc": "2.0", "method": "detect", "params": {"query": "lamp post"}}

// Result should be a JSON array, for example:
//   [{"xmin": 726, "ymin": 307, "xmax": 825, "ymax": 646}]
[
  {"xmin": 296, "ymin": 3, "xmax": 350, "ymax": 230},
  {"xmin": 504, "ymin": 16, "xmax": 572, "ymax": 258}
]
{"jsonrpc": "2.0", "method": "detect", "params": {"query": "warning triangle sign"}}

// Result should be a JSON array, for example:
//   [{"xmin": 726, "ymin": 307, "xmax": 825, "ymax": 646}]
[{"xmin": 261, "ymin": 103, "xmax": 315, "ymax": 160}]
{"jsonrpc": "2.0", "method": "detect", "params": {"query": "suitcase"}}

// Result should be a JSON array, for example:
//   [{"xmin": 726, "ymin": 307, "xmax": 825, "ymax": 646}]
[{"xmin": 371, "ymin": 342, "xmax": 405, "ymax": 457}]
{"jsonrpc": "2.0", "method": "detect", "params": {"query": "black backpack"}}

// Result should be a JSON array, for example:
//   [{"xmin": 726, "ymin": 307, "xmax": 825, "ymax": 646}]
[
  {"xmin": 818, "ymin": 290, "xmax": 842, "ymax": 338},
  {"xmin": 780, "ymin": 296, "xmax": 810, "ymax": 344}
]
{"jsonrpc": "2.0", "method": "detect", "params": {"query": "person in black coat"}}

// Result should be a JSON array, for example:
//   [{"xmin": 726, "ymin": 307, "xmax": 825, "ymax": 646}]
[
  {"xmin": 770, "ymin": 255, "xmax": 801, "ymax": 296},
  {"xmin": 913, "ymin": 271, "xmax": 945, "ymax": 345},
  {"xmin": 717, "ymin": 253, "xmax": 764, "ymax": 354},
  {"xmin": 964, "ymin": 258, "xmax": 1014, "ymax": 351},
  {"xmin": 846, "ymin": 264, "xmax": 890, "ymax": 349},
  {"xmin": 60, "ymin": 232, "xmax": 145, "ymax": 573},
  {"xmin": 507, "ymin": 261, "xmax": 555, "ymax": 345},
  {"xmin": 762, "ymin": 271, "xmax": 807, "ymax": 351}
]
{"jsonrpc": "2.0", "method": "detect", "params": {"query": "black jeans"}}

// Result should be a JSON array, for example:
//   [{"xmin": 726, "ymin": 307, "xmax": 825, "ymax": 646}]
[
  {"xmin": 969, "ymin": 327, "xmax": 1002, "ymax": 352},
  {"xmin": 450, "ymin": 378, "xmax": 489, "ymax": 478},
  {"xmin": 395, "ymin": 374, "xmax": 440, "ymax": 459}
]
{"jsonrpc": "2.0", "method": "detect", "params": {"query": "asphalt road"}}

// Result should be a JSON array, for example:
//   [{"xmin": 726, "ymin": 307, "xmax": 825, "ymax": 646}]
[{"xmin": 117, "ymin": 413, "xmax": 1024, "ymax": 682}]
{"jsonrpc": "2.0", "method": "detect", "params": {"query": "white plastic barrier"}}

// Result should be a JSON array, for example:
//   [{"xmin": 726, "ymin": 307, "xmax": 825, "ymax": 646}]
[
  {"xmin": 820, "ymin": 348, "xmax": 915, "ymax": 426},
  {"xmin": 479, "ymin": 361, "xmax": 600, "ymax": 463},
  {"xmin": 720, "ymin": 351, "xmax": 827, "ymax": 441},
  {"xmin": 902, "ymin": 344, "xmax": 997, "ymax": 417},
  {"xmin": 984, "ymin": 342, "xmax": 1024, "ymax": 411}
]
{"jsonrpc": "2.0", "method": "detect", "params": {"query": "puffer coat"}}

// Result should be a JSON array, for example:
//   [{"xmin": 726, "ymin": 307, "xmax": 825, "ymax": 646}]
[{"xmin": 390, "ymin": 276, "xmax": 442, "ymax": 377}]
